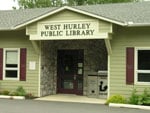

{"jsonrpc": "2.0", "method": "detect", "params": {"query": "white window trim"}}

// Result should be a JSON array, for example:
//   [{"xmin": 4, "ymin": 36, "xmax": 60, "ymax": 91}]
[
  {"xmin": 135, "ymin": 47, "xmax": 150, "ymax": 85},
  {"xmin": 3, "ymin": 48, "xmax": 20, "ymax": 80}
]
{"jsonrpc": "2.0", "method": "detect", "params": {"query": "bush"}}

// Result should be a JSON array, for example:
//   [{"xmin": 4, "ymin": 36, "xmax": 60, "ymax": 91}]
[
  {"xmin": 143, "ymin": 89, "xmax": 150, "ymax": 105},
  {"xmin": 2, "ymin": 90, "xmax": 10, "ymax": 95},
  {"xmin": 128, "ymin": 88, "xmax": 150, "ymax": 105},
  {"xmin": 0, "ymin": 86, "xmax": 35, "ymax": 99},
  {"xmin": 128, "ymin": 89, "xmax": 139, "ymax": 105},
  {"xmin": 25, "ymin": 93, "xmax": 34, "ymax": 99},
  {"xmin": 0, "ymin": 87, "xmax": 26, "ymax": 96},
  {"xmin": 106, "ymin": 95, "xmax": 127, "ymax": 105},
  {"xmin": 9, "ymin": 91, "xmax": 18, "ymax": 96},
  {"xmin": 15, "ymin": 86, "xmax": 26, "ymax": 96},
  {"xmin": 143, "ymin": 97, "xmax": 150, "ymax": 106}
]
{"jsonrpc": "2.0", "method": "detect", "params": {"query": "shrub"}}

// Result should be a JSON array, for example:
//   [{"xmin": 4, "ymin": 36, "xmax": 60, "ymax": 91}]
[
  {"xmin": 25, "ymin": 93, "xmax": 34, "ymax": 99},
  {"xmin": 15, "ymin": 86, "xmax": 26, "ymax": 96},
  {"xmin": 9, "ymin": 91, "xmax": 18, "ymax": 96},
  {"xmin": 128, "ymin": 88, "xmax": 150, "ymax": 105},
  {"xmin": 128, "ymin": 89, "xmax": 139, "ymax": 105},
  {"xmin": 106, "ymin": 95, "xmax": 127, "ymax": 105},
  {"xmin": 143, "ymin": 97, "xmax": 150, "ymax": 106},
  {"xmin": 2, "ymin": 90, "xmax": 10, "ymax": 95}
]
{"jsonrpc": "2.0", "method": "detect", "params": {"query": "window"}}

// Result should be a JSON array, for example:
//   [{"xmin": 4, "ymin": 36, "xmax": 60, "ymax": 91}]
[
  {"xmin": 3, "ymin": 49, "xmax": 20, "ymax": 80},
  {"xmin": 135, "ymin": 48, "xmax": 150, "ymax": 84}
]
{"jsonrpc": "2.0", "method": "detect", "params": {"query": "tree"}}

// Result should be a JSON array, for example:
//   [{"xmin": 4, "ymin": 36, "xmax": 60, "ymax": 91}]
[
  {"xmin": 66, "ymin": 0, "xmax": 86, "ymax": 6},
  {"xmin": 15, "ymin": 0, "xmax": 139, "ymax": 9},
  {"xmin": 17, "ymin": 0, "xmax": 63, "ymax": 9},
  {"xmin": 86, "ymin": 0, "xmax": 139, "ymax": 4}
]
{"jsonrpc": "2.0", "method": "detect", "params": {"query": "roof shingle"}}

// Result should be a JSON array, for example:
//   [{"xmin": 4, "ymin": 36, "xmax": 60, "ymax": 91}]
[{"xmin": 0, "ymin": 1, "xmax": 150, "ymax": 30}]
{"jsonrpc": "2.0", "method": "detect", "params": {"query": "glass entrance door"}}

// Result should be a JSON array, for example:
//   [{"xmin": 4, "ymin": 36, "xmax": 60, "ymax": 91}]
[{"xmin": 57, "ymin": 50, "xmax": 84, "ymax": 95}]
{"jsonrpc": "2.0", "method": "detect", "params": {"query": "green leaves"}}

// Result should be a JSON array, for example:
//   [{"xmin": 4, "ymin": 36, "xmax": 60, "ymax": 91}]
[
  {"xmin": 129, "ymin": 88, "xmax": 150, "ymax": 105},
  {"xmin": 106, "ymin": 88, "xmax": 150, "ymax": 106},
  {"xmin": 15, "ymin": 86, "xmax": 26, "ymax": 96},
  {"xmin": 106, "ymin": 95, "xmax": 127, "ymax": 104},
  {"xmin": 18, "ymin": 0, "xmax": 63, "ymax": 9},
  {"xmin": 16, "ymin": 0, "xmax": 139, "ymax": 9}
]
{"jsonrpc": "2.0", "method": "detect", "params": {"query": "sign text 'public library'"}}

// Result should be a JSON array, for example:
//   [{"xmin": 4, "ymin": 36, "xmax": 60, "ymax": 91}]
[{"xmin": 38, "ymin": 21, "xmax": 99, "ymax": 39}]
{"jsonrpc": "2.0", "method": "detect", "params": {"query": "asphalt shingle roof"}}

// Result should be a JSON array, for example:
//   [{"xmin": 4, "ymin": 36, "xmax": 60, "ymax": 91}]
[
  {"xmin": 0, "ymin": 1, "xmax": 150, "ymax": 30},
  {"xmin": 0, "ymin": 7, "xmax": 58, "ymax": 30},
  {"xmin": 74, "ymin": 2, "xmax": 150, "ymax": 24}
]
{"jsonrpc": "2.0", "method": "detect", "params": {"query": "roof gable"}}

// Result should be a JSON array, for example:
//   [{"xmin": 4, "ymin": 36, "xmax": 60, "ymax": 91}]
[{"xmin": 15, "ymin": 6, "xmax": 125, "ymax": 30}]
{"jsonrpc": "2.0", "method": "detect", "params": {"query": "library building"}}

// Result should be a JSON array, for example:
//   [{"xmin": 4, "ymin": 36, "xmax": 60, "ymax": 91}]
[{"xmin": 0, "ymin": 2, "xmax": 150, "ymax": 99}]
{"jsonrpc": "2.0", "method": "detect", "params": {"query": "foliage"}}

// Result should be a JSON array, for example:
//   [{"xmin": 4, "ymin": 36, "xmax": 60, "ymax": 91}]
[
  {"xmin": 25, "ymin": 93, "xmax": 35, "ymax": 99},
  {"xmin": 143, "ymin": 97, "xmax": 150, "ymax": 106},
  {"xmin": 106, "ymin": 89, "xmax": 150, "ymax": 106},
  {"xmin": 106, "ymin": 95, "xmax": 127, "ymax": 104},
  {"xmin": 128, "ymin": 88, "xmax": 150, "ymax": 105},
  {"xmin": 9, "ymin": 91, "xmax": 18, "ymax": 96},
  {"xmin": 82, "ymin": 0, "xmax": 139, "ymax": 5},
  {"xmin": 0, "ymin": 86, "xmax": 34, "ymax": 99},
  {"xmin": 15, "ymin": 0, "xmax": 139, "ymax": 9},
  {"xmin": 16, "ymin": 0, "xmax": 63, "ymax": 9},
  {"xmin": 128, "ymin": 89, "xmax": 139, "ymax": 105},
  {"xmin": 1, "ymin": 90, "xmax": 10, "ymax": 95},
  {"xmin": 0, "ymin": 87, "xmax": 26, "ymax": 96},
  {"xmin": 15, "ymin": 86, "xmax": 26, "ymax": 96}
]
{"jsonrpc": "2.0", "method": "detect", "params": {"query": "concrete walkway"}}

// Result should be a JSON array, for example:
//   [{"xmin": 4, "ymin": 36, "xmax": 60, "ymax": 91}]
[{"xmin": 35, "ymin": 94, "xmax": 106, "ymax": 104}]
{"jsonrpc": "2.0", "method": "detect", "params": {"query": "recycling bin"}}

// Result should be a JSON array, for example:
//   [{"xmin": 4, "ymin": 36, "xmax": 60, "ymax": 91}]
[{"xmin": 87, "ymin": 74, "xmax": 98, "ymax": 98}]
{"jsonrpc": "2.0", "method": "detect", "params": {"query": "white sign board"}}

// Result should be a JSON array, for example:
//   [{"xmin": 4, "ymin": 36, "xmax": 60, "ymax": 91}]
[
  {"xmin": 29, "ymin": 61, "xmax": 36, "ymax": 70},
  {"xmin": 30, "ymin": 20, "xmax": 107, "ymax": 40}
]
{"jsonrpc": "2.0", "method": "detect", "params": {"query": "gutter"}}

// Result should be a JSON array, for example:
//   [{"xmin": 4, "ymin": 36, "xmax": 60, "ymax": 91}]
[
  {"xmin": 0, "ymin": 28, "xmax": 15, "ymax": 31},
  {"xmin": 126, "ymin": 22, "xmax": 150, "ymax": 27},
  {"xmin": 1, "ymin": 22, "xmax": 150, "ymax": 31}
]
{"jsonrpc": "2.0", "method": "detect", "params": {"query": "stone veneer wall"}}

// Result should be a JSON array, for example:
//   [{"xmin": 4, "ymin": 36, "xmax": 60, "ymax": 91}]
[{"xmin": 40, "ymin": 40, "xmax": 107, "ymax": 96}]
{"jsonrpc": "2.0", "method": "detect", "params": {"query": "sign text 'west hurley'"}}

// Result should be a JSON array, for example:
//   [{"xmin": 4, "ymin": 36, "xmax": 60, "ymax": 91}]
[{"xmin": 40, "ymin": 22, "xmax": 95, "ymax": 37}]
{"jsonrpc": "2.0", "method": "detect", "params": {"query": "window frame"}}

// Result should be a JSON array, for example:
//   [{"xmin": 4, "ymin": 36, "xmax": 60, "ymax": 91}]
[
  {"xmin": 135, "ymin": 47, "xmax": 150, "ymax": 85},
  {"xmin": 3, "ymin": 48, "xmax": 20, "ymax": 80}
]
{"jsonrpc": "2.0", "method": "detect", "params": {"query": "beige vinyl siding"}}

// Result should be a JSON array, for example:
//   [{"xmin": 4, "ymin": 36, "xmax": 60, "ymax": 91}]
[
  {"xmin": 26, "ymin": 10, "xmax": 112, "ymax": 35},
  {"xmin": 110, "ymin": 26, "xmax": 150, "ymax": 97},
  {"xmin": 99, "ymin": 21, "xmax": 112, "ymax": 33},
  {"xmin": 0, "ymin": 30, "xmax": 39, "ymax": 96},
  {"xmin": 26, "ymin": 23, "xmax": 37, "ymax": 35}
]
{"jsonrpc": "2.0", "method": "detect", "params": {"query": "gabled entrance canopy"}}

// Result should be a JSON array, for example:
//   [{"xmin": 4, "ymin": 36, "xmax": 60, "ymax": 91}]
[
  {"xmin": 26, "ymin": 6, "xmax": 113, "ymax": 54},
  {"xmin": 17, "ymin": 6, "xmax": 124, "ymax": 30},
  {"xmin": 26, "ymin": 6, "xmax": 113, "ymax": 40}
]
